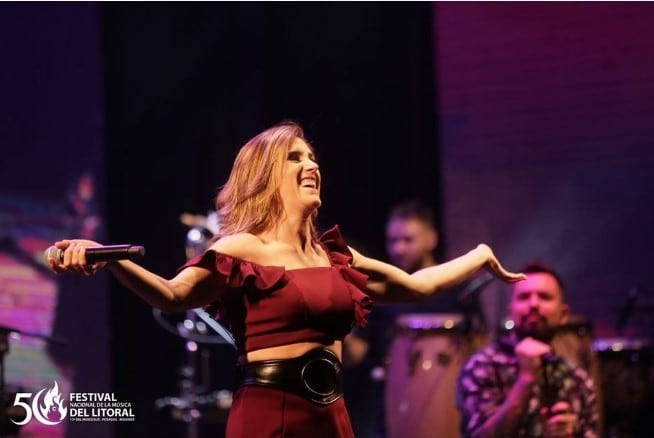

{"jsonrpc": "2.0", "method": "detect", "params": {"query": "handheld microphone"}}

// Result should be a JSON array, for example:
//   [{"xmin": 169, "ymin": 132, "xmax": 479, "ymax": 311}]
[
  {"xmin": 499, "ymin": 337, "xmax": 564, "ymax": 412},
  {"xmin": 45, "ymin": 244, "xmax": 146, "ymax": 264}
]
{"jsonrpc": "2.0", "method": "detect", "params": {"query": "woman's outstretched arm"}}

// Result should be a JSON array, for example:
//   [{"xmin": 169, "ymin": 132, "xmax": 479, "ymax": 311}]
[
  {"xmin": 45, "ymin": 234, "xmax": 258, "ymax": 312},
  {"xmin": 349, "ymin": 244, "xmax": 525, "ymax": 303}
]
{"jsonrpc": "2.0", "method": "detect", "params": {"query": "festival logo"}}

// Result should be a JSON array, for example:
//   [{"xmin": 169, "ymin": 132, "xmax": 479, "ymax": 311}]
[
  {"xmin": 11, "ymin": 381, "xmax": 68, "ymax": 425},
  {"xmin": 9, "ymin": 381, "xmax": 135, "ymax": 424}
]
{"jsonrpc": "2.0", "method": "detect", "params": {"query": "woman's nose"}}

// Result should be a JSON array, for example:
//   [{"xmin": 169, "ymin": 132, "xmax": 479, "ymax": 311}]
[{"xmin": 305, "ymin": 160, "xmax": 319, "ymax": 171}]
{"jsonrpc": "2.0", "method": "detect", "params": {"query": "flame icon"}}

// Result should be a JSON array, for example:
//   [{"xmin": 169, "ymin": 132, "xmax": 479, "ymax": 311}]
[{"xmin": 33, "ymin": 381, "xmax": 67, "ymax": 425}]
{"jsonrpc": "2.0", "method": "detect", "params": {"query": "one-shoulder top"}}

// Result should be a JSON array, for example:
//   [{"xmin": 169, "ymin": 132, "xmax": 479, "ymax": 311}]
[{"xmin": 178, "ymin": 225, "xmax": 373, "ymax": 355}]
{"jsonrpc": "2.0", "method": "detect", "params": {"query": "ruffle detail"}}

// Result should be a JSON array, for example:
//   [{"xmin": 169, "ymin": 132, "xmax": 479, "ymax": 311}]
[
  {"xmin": 179, "ymin": 251, "xmax": 285, "ymax": 320},
  {"xmin": 180, "ymin": 250, "xmax": 285, "ymax": 290},
  {"xmin": 319, "ymin": 225, "xmax": 373, "ymax": 328}
]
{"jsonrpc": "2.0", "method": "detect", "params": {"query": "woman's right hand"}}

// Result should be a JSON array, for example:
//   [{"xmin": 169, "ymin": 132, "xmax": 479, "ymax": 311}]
[
  {"xmin": 476, "ymin": 244, "xmax": 527, "ymax": 283},
  {"xmin": 46, "ymin": 239, "xmax": 106, "ymax": 276}
]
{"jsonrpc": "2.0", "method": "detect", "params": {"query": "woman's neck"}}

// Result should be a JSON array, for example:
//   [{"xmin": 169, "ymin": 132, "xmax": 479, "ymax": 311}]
[{"xmin": 261, "ymin": 216, "xmax": 314, "ymax": 252}]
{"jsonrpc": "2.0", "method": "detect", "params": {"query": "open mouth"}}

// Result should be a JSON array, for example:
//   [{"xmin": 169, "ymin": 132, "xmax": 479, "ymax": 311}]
[{"xmin": 299, "ymin": 176, "xmax": 318, "ymax": 190}]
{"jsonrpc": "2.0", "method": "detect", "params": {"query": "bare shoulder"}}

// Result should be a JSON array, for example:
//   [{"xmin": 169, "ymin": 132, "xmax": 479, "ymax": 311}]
[{"xmin": 208, "ymin": 233, "xmax": 265, "ymax": 260}]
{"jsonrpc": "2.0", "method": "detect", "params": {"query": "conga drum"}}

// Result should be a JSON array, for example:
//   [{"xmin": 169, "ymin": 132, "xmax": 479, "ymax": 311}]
[
  {"xmin": 385, "ymin": 314, "xmax": 487, "ymax": 438},
  {"xmin": 593, "ymin": 337, "xmax": 654, "ymax": 437}
]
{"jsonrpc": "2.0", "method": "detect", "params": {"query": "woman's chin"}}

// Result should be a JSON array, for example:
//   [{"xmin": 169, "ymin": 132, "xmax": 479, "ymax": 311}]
[{"xmin": 306, "ymin": 195, "xmax": 321, "ymax": 208}]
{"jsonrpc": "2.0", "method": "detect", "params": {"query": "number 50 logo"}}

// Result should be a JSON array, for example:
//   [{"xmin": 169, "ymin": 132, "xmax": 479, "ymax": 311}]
[{"xmin": 11, "ymin": 381, "xmax": 68, "ymax": 426}]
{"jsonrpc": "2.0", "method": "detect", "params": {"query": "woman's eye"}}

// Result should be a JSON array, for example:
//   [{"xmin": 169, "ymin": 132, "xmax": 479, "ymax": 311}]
[{"xmin": 287, "ymin": 151, "xmax": 300, "ymax": 161}]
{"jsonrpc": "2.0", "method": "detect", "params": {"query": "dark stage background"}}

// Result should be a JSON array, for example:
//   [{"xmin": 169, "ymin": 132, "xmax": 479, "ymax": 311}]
[
  {"xmin": 0, "ymin": 3, "xmax": 110, "ymax": 438},
  {"xmin": 2, "ymin": 2, "xmax": 654, "ymax": 438},
  {"xmin": 101, "ymin": 3, "xmax": 439, "ymax": 438}
]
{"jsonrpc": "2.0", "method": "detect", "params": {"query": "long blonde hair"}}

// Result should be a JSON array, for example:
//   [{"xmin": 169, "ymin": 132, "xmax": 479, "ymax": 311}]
[{"xmin": 215, "ymin": 122, "xmax": 318, "ymax": 238}]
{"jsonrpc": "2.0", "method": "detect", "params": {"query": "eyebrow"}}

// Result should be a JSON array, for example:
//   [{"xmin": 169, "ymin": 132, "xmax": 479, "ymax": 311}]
[{"xmin": 288, "ymin": 149, "xmax": 317, "ymax": 159}]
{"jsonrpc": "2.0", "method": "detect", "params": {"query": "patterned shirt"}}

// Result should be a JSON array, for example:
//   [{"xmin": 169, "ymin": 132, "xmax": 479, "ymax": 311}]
[{"xmin": 456, "ymin": 342, "xmax": 599, "ymax": 438}]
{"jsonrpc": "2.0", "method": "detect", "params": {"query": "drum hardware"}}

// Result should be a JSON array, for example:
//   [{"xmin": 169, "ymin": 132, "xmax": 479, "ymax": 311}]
[
  {"xmin": 153, "ymin": 215, "xmax": 232, "ymax": 437},
  {"xmin": 593, "ymin": 337, "xmax": 654, "ymax": 437},
  {"xmin": 153, "ymin": 308, "xmax": 236, "ymax": 348},
  {"xmin": 155, "ymin": 389, "xmax": 232, "ymax": 422},
  {"xmin": 153, "ymin": 309, "xmax": 234, "ymax": 437}
]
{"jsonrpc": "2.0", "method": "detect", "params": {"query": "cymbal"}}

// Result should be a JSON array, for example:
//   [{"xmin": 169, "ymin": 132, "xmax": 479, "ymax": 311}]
[{"xmin": 152, "ymin": 309, "xmax": 236, "ymax": 347}]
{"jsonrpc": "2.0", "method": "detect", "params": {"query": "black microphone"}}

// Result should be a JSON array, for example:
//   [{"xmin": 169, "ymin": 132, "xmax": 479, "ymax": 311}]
[
  {"xmin": 499, "ymin": 337, "xmax": 563, "ymax": 412},
  {"xmin": 45, "ymin": 244, "xmax": 145, "ymax": 264}
]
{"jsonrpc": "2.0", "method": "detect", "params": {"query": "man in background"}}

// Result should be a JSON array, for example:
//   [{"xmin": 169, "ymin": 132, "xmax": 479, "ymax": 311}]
[
  {"xmin": 344, "ymin": 200, "xmax": 443, "ymax": 366},
  {"xmin": 456, "ymin": 262, "xmax": 599, "ymax": 438},
  {"xmin": 344, "ymin": 200, "xmax": 457, "ymax": 437}
]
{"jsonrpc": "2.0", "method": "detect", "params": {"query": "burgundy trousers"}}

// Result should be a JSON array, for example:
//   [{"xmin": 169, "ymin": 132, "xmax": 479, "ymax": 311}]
[{"xmin": 226, "ymin": 385, "xmax": 355, "ymax": 438}]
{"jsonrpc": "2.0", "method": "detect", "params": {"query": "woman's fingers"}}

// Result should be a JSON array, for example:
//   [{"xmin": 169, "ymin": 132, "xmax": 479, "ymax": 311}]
[
  {"xmin": 487, "ymin": 258, "xmax": 526, "ymax": 283},
  {"xmin": 47, "ymin": 239, "xmax": 104, "ymax": 275}
]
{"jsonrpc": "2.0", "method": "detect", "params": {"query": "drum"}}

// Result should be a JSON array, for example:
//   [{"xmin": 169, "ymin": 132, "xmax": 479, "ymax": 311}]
[
  {"xmin": 385, "ymin": 314, "xmax": 487, "ymax": 438},
  {"xmin": 593, "ymin": 337, "xmax": 654, "ymax": 436}
]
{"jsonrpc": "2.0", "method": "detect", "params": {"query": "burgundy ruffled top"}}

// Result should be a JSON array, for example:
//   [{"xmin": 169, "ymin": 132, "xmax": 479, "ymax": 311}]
[{"xmin": 178, "ymin": 225, "xmax": 372, "ymax": 354}]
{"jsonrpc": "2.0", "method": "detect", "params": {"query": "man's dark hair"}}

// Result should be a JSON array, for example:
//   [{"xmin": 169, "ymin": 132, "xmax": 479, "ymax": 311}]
[
  {"xmin": 520, "ymin": 261, "xmax": 566, "ymax": 299},
  {"xmin": 387, "ymin": 200, "xmax": 437, "ymax": 231}
]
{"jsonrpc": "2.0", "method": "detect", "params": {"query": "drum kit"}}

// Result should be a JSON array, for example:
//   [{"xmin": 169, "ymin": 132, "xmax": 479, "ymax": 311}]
[
  {"xmin": 153, "ymin": 213, "xmax": 235, "ymax": 438},
  {"xmin": 385, "ymin": 313, "xmax": 487, "ymax": 438},
  {"xmin": 383, "ymin": 292, "xmax": 654, "ymax": 438}
]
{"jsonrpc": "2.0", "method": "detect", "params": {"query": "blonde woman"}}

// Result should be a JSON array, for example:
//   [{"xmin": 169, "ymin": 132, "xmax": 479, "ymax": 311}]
[{"xmin": 48, "ymin": 121, "xmax": 524, "ymax": 438}]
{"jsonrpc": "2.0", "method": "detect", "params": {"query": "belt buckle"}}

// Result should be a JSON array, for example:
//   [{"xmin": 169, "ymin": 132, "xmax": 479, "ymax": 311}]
[{"xmin": 300, "ymin": 353, "xmax": 342, "ymax": 406}]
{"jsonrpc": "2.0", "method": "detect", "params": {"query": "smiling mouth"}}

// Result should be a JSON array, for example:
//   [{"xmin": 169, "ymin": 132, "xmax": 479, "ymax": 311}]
[{"xmin": 299, "ymin": 177, "xmax": 318, "ymax": 189}]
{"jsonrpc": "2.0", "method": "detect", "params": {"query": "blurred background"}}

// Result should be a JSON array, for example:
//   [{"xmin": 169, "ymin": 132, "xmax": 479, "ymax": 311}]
[{"xmin": 1, "ymin": 2, "xmax": 653, "ymax": 438}]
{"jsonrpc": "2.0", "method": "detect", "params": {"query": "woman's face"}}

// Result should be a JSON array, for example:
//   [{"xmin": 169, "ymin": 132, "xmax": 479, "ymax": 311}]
[{"xmin": 279, "ymin": 138, "xmax": 321, "ymax": 214}]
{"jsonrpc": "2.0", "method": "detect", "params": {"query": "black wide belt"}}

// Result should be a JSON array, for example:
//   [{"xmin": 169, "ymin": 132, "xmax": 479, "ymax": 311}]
[{"xmin": 238, "ymin": 347, "xmax": 344, "ymax": 406}]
